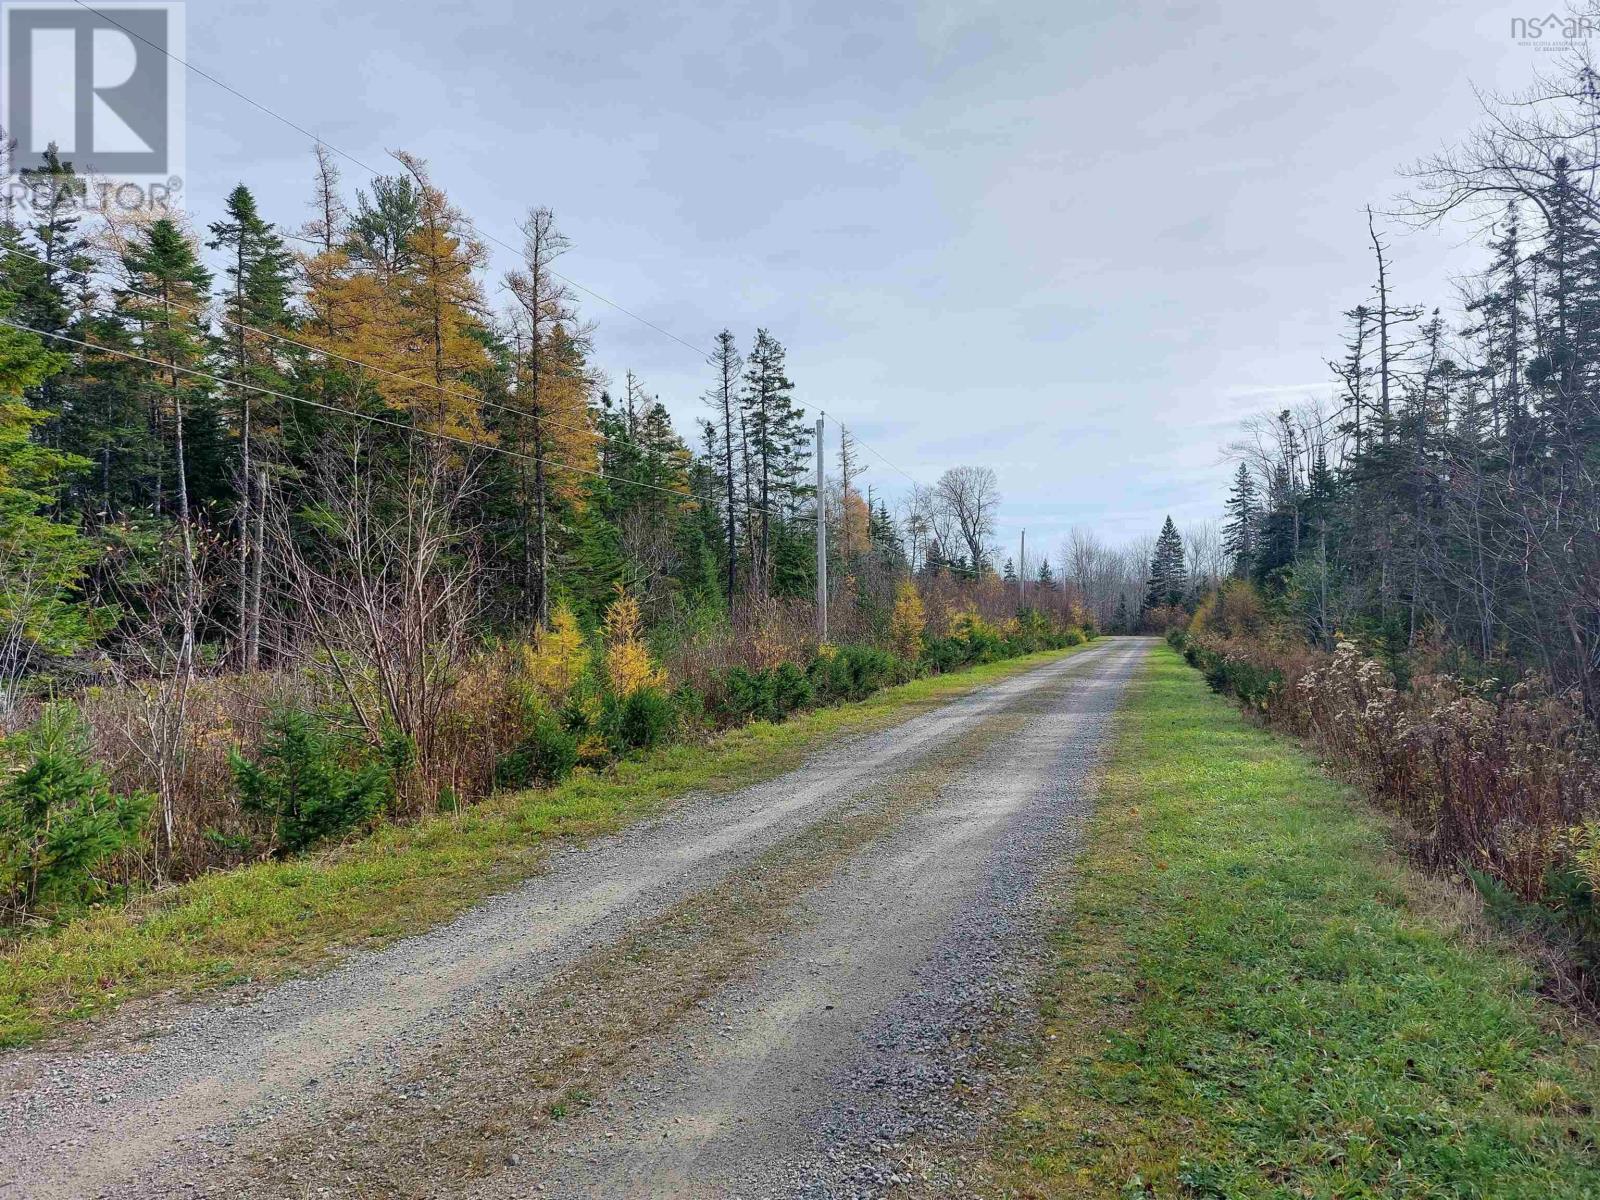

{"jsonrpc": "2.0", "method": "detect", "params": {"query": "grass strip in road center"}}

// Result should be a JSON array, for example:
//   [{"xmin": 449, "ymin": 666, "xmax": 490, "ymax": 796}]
[{"xmin": 967, "ymin": 645, "xmax": 1600, "ymax": 1199}]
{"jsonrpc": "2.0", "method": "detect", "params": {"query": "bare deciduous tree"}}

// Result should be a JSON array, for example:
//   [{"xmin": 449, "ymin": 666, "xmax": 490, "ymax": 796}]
[
  {"xmin": 269, "ymin": 433, "xmax": 484, "ymax": 787},
  {"xmin": 934, "ymin": 465, "xmax": 999, "ymax": 573}
]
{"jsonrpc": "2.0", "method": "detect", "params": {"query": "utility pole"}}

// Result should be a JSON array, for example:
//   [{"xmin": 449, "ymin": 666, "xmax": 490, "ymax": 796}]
[
  {"xmin": 1019, "ymin": 528, "xmax": 1027, "ymax": 607},
  {"xmin": 815, "ymin": 415, "xmax": 828, "ymax": 644}
]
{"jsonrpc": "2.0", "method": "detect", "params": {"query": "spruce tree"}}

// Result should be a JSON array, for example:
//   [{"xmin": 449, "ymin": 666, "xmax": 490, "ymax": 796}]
[
  {"xmin": 116, "ymin": 219, "xmax": 216, "ymax": 673},
  {"xmin": 0, "ymin": 299, "xmax": 102, "ymax": 675},
  {"xmin": 704, "ymin": 329, "xmax": 742, "ymax": 607},
  {"xmin": 740, "ymin": 329, "xmax": 808, "ymax": 596},
  {"xmin": 1222, "ymin": 463, "xmax": 1259, "ymax": 578},
  {"xmin": 208, "ymin": 184, "xmax": 294, "ymax": 667},
  {"xmin": 1144, "ymin": 516, "xmax": 1187, "ymax": 610}
]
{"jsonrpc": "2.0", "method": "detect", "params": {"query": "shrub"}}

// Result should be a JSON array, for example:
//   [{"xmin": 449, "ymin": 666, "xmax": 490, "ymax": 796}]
[
  {"xmin": 889, "ymin": 581, "xmax": 926, "ymax": 661},
  {"xmin": 671, "ymin": 683, "xmax": 707, "ymax": 734},
  {"xmin": 947, "ymin": 607, "xmax": 1004, "ymax": 664},
  {"xmin": 1178, "ymin": 627, "xmax": 1600, "ymax": 992},
  {"xmin": 230, "ymin": 708, "xmax": 396, "ymax": 855},
  {"xmin": 770, "ymin": 662, "xmax": 814, "ymax": 714},
  {"xmin": 611, "ymin": 685, "xmax": 677, "ymax": 752},
  {"xmin": 495, "ymin": 712, "xmax": 580, "ymax": 789},
  {"xmin": 810, "ymin": 644, "xmax": 901, "ymax": 703},
  {"xmin": 521, "ymin": 601, "xmax": 590, "ymax": 703},
  {"xmin": 920, "ymin": 635, "xmax": 969, "ymax": 674},
  {"xmin": 718, "ymin": 662, "xmax": 815, "ymax": 724},
  {"xmin": 720, "ymin": 666, "xmax": 765, "ymax": 722},
  {"xmin": 0, "ymin": 703, "xmax": 151, "ymax": 924},
  {"xmin": 602, "ymin": 588, "xmax": 666, "ymax": 697}
]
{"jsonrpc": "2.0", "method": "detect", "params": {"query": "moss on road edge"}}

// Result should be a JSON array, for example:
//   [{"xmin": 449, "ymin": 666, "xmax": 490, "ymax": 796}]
[
  {"xmin": 0, "ymin": 645, "xmax": 1093, "ymax": 1050},
  {"xmin": 970, "ymin": 645, "xmax": 1600, "ymax": 1199}
]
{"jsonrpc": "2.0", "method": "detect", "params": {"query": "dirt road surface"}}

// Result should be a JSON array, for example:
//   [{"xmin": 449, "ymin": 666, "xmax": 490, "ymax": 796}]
[{"xmin": 0, "ymin": 637, "xmax": 1147, "ymax": 1199}]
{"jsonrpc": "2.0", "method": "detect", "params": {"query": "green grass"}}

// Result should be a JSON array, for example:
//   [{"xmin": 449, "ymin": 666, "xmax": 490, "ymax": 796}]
[
  {"xmin": 983, "ymin": 645, "xmax": 1600, "ymax": 1199},
  {"xmin": 0, "ymin": 645, "xmax": 1090, "ymax": 1050}
]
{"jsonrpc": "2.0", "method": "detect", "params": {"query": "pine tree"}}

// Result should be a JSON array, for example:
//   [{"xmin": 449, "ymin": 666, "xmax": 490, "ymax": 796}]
[{"xmin": 348, "ymin": 174, "xmax": 421, "ymax": 280}]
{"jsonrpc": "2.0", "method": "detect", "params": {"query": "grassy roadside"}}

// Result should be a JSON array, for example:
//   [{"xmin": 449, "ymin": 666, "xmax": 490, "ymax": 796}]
[
  {"xmin": 0, "ymin": 643, "xmax": 1094, "ymax": 1050},
  {"xmin": 973, "ymin": 645, "xmax": 1600, "ymax": 1199}
]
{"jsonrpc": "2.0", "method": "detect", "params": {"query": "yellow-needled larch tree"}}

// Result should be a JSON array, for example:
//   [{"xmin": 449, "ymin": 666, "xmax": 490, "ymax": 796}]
[{"xmin": 505, "ymin": 207, "xmax": 599, "ymax": 626}]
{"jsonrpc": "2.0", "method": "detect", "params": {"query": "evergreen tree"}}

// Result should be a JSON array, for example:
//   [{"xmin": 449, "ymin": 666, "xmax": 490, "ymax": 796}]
[
  {"xmin": 115, "ymin": 218, "xmax": 217, "ymax": 673},
  {"xmin": 1143, "ymin": 516, "xmax": 1187, "ymax": 610},
  {"xmin": 1222, "ymin": 462, "xmax": 1259, "ymax": 578},
  {"xmin": 347, "ymin": 174, "xmax": 421, "ymax": 280},
  {"xmin": 0, "ymin": 299, "xmax": 101, "ymax": 679},
  {"xmin": 208, "ymin": 184, "xmax": 294, "ymax": 667},
  {"xmin": 740, "ymin": 329, "xmax": 809, "ymax": 596},
  {"xmin": 12, "ymin": 146, "xmax": 91, "ymax": 348},
  {"xmin": 703, "ymin": 329, "xmax": 742, "ymax": 607}
]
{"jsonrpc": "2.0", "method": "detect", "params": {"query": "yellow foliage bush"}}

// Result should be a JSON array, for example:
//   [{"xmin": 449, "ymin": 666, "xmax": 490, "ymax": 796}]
[
  {"xmin": 948, "ymin": 605, "xmax": 989, "ymax": 642},
  {"xmin": 602, "ymin": 588, "xmax": 666, "ymax": 697},
  {"xmin": 889, "ymin": 581, "xmax": 926, "ymax": 661},
  {"xmin": 521, "ymin": 601, "xmax": 589, "ymax": 703},
  {"xmin": 1190, "ymin": 578, "xmax": 1269, "ymax": 642}
]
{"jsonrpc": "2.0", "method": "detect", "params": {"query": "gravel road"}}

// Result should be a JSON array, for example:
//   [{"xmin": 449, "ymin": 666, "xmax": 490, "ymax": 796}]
[{"xmin": 0, "ymin": 637, "xmax": 1147, "ymax": 1199}]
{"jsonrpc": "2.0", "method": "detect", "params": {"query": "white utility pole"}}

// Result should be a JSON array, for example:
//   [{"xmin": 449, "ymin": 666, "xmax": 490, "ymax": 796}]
[
  {"xmin": 816, "ymin": 415, "xmax": 828, "ymax": 644},
  {"xmin": 1019, "ymin": 528, "xmax": 1027, "ymax": 607}
]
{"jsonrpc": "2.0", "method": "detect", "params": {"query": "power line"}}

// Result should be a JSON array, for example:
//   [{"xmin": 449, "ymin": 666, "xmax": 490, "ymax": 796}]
[
  {"xmin": 69, "ymin": 0, "xmax": 715, "ymax": 367},
  {"xmin": 66, "ymin": 0, "xmax": 931, "ymax": 496},
  {"xmin": 1, "ymin": 240, "xmax": 607, "ymax": 444},
  {"xmin": 832, "ymin": 421, "xmax": 922, "ymax": 491},
  {"xmin": 9, "ymin": 238, "xmax": 928, "ymax": 501},
  {"xmin": 0, "ymin": 316, "xmax": 816, "ymax": 513}
]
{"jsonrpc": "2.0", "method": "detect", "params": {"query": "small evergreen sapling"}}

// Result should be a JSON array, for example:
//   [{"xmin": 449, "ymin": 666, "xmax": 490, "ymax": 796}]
[
  {"xmin": 0, "ymin": 703, "xmax": 152, "ymax": 924},
  {"xmin": 230, "ymin": 708, "xmax": 397, "ymax": 855}
]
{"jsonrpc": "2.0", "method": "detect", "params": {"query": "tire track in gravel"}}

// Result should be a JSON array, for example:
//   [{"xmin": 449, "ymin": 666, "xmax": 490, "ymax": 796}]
[
  {"xmin": 478, "ymin": 637, "xmax": 1147, "ymax": 1199},
  {"xmin": 0, "ymin": 640, "xmax": 1133, "ymax": 1200}
]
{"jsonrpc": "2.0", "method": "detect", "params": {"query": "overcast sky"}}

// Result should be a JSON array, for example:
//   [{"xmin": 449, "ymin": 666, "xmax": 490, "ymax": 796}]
[{"xmin": 177, "ymin": 0, "xmax": 1551, "ymax": 564}]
